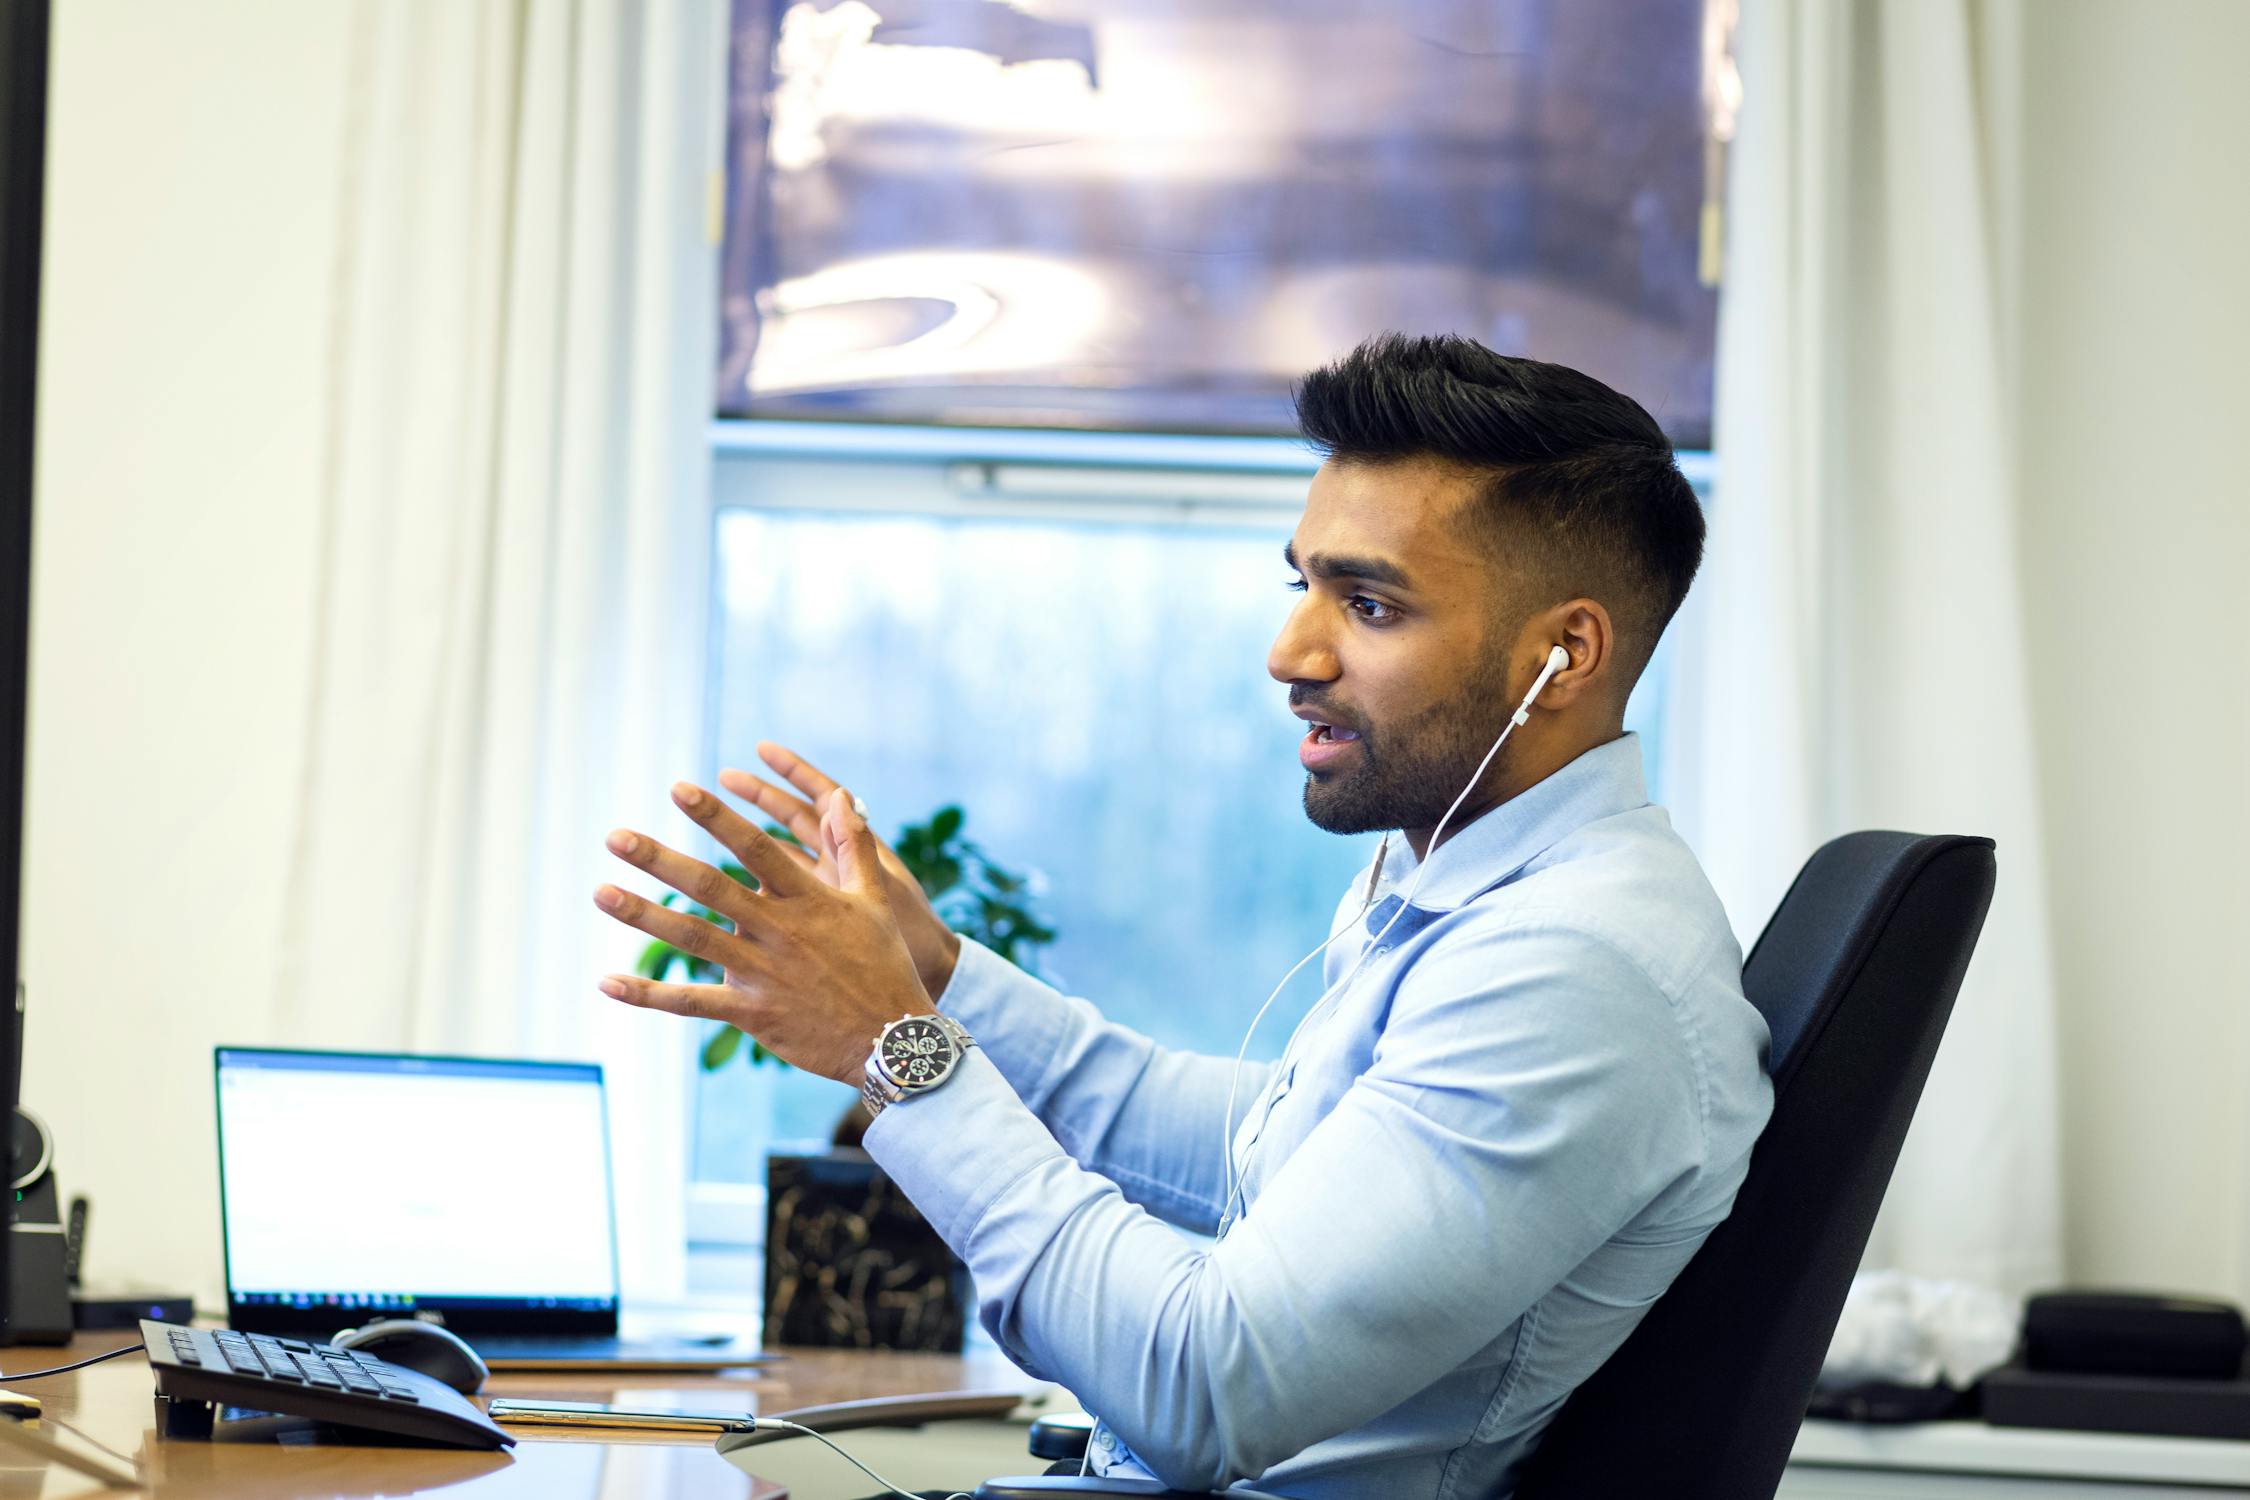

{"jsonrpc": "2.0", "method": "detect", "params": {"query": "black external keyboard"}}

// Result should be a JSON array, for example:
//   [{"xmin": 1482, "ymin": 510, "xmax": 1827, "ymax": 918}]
[{"xmin": 141, "ymin": 1319, "xmax": 514, "ymax": 1450}]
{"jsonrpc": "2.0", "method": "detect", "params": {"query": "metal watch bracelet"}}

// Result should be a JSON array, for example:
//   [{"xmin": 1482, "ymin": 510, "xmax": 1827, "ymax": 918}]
[{"xmin": 860, "ymin": 1013, "xmax": 975, "ymax": 1120}]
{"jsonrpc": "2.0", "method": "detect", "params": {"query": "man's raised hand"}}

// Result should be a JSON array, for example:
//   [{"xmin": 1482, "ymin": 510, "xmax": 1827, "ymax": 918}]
[
  {"xmin": 717, "ymin": 742, "xmax": 962, "ymax": 1000},
  {"xmin": 592, "ymin": 780, "xmax": 935, "ymax": 1084}
]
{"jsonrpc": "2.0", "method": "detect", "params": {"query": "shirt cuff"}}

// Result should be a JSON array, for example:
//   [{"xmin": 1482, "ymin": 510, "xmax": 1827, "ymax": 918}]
[
  {"xmin": 859, "ymin": 1044, "xmax": 1067, "ymax": 1248},
  {"xmin": 932, "ymin": 938, "xmax": 1074, "ymax": 1103}
]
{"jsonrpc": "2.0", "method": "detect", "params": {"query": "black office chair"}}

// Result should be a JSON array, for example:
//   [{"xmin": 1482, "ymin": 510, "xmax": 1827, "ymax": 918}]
[{"xmin": 974, "ymin": 831, "xmax": 1998, "ymax": 1500}]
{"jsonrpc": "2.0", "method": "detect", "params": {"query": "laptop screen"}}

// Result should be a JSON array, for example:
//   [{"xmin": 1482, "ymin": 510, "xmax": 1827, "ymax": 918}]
[{"xmin": 215, "ymin": 1047, "xmax": 620, "ymax": 1332}]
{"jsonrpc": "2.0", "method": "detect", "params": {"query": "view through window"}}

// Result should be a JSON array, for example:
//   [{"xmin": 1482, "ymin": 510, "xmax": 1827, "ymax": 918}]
[{"xmin": 691, "ymin": 458, "xmax": 1687, "ymax": 1182}]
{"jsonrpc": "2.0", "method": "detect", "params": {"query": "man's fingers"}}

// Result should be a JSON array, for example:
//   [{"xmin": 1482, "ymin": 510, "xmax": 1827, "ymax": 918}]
[
  {"xmin": 604, "ymin": 830, "xmax": 761, "ymax": 926},
  {"xmin": 756, "ymin": 741, "xmax": 843, "ymax": 807},
  {"xmin": 598, "ymin": 974, "xmax": 735, "ymax": 1022},
  {"xmin": 593, "ymin": 882, "xmax": 763, "ymax": 966},
  {"xmin": 824, "ymin": 787, "xmax": 885, "ymax": 898},
  {"xmin": 717, "ymin": 767, "xmax": 827, "ymax": 853},
  {"xmin": 670, "ymin": 781, "xmax": 812, "ymax": 896}
]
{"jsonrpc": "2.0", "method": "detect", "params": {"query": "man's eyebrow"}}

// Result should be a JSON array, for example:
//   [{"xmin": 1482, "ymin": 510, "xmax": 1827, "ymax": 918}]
[{"xmin": 1281, "ymin": 540, "xmax": 1413, "ymax": 591}]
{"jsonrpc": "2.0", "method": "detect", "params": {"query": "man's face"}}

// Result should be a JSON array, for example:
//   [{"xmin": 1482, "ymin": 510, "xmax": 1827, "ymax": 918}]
[{"xmin": 1270, "ymin": 458, "xmax": 1524, "ymax": 836}]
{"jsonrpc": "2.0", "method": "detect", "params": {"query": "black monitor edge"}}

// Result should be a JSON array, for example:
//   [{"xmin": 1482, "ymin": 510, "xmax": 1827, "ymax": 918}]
[{"xmin": 0, "ymin": 0, "xmax": 54, "ymax": 1343}]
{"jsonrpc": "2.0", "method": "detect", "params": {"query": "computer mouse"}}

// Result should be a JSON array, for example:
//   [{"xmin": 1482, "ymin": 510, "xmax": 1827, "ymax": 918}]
[{"xmin": 330, "ymin": 1319, "xmax": 490, "ymax": 1395}]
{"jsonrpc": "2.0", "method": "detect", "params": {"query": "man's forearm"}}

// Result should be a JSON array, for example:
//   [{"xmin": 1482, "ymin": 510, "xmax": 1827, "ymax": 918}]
[{"xmin": 934, "ymin": 939, "xmax": 1261, "ymax": 1232}]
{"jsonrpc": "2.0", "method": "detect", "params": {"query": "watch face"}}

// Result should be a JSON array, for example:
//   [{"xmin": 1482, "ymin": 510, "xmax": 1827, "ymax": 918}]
[{"xmin": 879, "ymin": 1017, "xmax": 958, "ymax": 1090}]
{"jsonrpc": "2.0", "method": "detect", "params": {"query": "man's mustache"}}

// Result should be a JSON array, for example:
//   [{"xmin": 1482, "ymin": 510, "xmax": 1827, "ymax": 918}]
[{"xmin": 1287, "ymin": 690, "xmax": 1368, "ymax": 736}]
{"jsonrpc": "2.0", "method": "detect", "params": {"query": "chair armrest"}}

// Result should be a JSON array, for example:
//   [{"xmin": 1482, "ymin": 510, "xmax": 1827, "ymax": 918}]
[
  {"xmin": 974, "ymin": 1479, "xmax": 1286, "ymax": 1499},
  {"xmin": 1029, "ymin": 1410, "xmax": 1094, "ymax": 1461}
]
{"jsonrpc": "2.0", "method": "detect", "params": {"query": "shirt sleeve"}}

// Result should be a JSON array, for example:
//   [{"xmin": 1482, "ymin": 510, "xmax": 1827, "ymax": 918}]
[
  {"xmin": 863, "ymin": 920, "xmax": 1706, "ymax": 1492},
  {"xmin": 934, "ymin": 938, "xmax": 1268, "ymax": 1234}
]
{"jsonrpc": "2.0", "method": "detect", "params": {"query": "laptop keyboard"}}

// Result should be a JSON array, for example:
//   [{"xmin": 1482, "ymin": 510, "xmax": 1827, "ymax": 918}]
[{"xmin": 200, "ymin": 1328, "xmax": 410, "ymax": 1394}]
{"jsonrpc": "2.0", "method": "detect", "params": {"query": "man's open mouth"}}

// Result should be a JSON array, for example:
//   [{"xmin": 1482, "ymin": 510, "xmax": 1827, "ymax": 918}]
[{"xmin": 1305, "ymin": 721, "xmax": 1363, "ymax": 744}]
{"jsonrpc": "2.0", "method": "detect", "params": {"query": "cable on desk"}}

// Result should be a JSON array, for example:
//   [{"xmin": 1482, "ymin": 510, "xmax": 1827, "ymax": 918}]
[
  {"xmin": 753, "ymin": 1417, "xmax": 974, "ymax": 1500},
  {"xmin": 0, "ymin": 1345, "xmax": 148, "ymax": 1381}
]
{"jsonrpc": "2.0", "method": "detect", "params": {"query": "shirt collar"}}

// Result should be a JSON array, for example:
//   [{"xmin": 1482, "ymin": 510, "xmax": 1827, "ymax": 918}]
[{"xmin": 1366, "ymin": 732, "xmax": 1651, "ymax": 913}]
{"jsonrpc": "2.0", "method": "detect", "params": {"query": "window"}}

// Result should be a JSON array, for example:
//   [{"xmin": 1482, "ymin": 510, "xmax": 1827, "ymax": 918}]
[
  {"xmin": 718, "ymin": 0, "xmax": 1723, "ymax": 443},
  {"xmin": 689, "ymin": 434, "xmax": 1701, "ymax": 1200}
]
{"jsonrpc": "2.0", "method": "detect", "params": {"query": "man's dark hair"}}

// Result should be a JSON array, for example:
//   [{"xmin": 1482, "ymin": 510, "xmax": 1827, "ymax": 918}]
[{"xmin": 1294, "ymin": 333, "xmax": 1704, "ymax": 687}]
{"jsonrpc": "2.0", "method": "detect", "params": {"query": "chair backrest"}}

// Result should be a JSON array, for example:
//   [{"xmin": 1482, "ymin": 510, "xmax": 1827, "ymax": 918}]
[{"xmin": 1513, "ymin": 831, "xmax": 1997, "ymax": 1500}]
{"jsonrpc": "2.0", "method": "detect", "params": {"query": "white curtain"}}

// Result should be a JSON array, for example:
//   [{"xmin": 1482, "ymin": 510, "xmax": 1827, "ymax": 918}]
[
  {"xmin": 1667, "ymin": 0, "xmax": 2061, "ymax": 1293},
  {"xmin": 273, "ymin": 0, "xmax": 726, "ymax": 1304}
]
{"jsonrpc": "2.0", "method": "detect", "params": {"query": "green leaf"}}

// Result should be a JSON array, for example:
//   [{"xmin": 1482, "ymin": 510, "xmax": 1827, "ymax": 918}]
[
  {"xmin": 635, "ymin": 939, "xmax": 679, "ymax": 980},
  {"xmin": 930, "ymin": 806, "xmax": 964, "ymax": 842},
  {"xmin": 701, "ymin": 1027, "xmax": 741, "ymax": 1069}
]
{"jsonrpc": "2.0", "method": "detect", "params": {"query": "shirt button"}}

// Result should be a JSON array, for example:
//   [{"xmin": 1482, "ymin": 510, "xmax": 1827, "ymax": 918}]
[{"xmin": 1094, "ymin": 1430, "xmax": 1117, "ymax": 1453}]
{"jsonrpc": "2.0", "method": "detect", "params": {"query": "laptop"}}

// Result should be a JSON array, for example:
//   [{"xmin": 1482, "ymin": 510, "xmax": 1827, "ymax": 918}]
[{"xmin": 214, "ymin": 1046, "xmax": 779, "ymax": 1371}]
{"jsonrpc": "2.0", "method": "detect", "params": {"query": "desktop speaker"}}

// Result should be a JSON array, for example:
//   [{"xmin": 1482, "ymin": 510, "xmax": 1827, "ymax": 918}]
[
  {"xmin": 5, "ymin": 1107, "xmax": 73, "ymax": 1343},
  {"xmin": 2024, "ymin": 1291, "xmax": 2248, "ymax": 1381}
]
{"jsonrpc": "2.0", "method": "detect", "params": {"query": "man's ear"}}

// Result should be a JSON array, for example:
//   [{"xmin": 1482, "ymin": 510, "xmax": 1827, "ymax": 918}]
[{"xmin": 1530, "ymin": 600, "xmax": 1615, "ymax": 709}]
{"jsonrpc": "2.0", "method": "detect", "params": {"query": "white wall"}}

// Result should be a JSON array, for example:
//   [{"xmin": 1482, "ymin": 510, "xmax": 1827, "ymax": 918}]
[
  {"xmin": 2014, "ymin": 1, "xmax": 2250, "ymax": 1305},
  {"xmin": 24, "ymin": 1, "xmax": 351, "ymax": 1298},
  {"xmin": 18, "ymin": 0, "xmax": 2250, "ymax": 1312}
]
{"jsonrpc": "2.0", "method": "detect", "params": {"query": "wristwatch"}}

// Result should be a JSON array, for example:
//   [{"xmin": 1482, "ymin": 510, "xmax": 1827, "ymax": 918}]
[{"xmin": 860, "ymin": 1012, "xmax": 976, "ymax": 1120}]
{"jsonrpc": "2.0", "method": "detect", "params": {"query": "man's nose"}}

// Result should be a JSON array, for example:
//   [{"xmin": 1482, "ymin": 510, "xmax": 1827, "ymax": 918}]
[{"xmin": 1268, "ymin": 597, "xmax": 1339, "ymax": 686}]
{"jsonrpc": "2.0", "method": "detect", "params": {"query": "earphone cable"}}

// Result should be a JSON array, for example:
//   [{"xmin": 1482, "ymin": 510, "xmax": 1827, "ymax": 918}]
[
  {"xmin": 1218, "ymin": 657, "xmax": 1555, "ymax": 1230},
  {"xmin": 753, "ymin": 1417, "xmax": 973, "ymax": 1500},
  {"xmin": 1216, "ymin": 916, "xmax": 1361, "ymax": 1224},
  {"xmin": 0, "ymin": 1344, "xmax": 148, "ymax": 1381}
]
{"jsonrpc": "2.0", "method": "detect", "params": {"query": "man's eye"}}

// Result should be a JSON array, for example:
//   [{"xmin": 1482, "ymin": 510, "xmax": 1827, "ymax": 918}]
[{"xmin": 1349, "ymin": 595, "xmax": 1396, "ymax": 622}]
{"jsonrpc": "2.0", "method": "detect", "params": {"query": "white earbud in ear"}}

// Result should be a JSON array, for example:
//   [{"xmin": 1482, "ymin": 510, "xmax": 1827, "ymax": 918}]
[{"xmin": 1512, "ymin": 645, "xmax": 1572, "ymax": 727}]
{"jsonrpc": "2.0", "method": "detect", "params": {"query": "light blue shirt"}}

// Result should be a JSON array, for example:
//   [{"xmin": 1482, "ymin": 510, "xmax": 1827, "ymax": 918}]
[{"xmin": 863, "ymin": 733, "xmax": 1773, "ymax": 1497}]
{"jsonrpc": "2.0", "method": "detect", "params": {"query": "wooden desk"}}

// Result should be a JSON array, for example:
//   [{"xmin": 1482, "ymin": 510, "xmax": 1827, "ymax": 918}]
[
  {"xmin": 28, "ymin": 1333, "xmax": 2250, "ymax": 1499},
  {"xmin": 2, "ymin": 1331, "xmax": 1044, "ymax": 1499}
]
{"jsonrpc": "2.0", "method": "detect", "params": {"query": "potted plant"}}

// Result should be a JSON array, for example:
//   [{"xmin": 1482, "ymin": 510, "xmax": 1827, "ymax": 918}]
[{"xmin": 635, "ymin": 803, "xmax": 1053, "ymax": 1351}]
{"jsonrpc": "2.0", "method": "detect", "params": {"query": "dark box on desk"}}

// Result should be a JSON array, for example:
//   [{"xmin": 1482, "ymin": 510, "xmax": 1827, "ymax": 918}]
[
  {"xmin": 764, "ymin": 1150, "xmax": 969, "ymax": 1353},
  {"xmin": 2024, "ymin": 1291, "xmax": 2248, "ymax": 1379},
  {"xmin": 1984, "ymin": 1361, "xmax": 2250, "ymax": 1441}
]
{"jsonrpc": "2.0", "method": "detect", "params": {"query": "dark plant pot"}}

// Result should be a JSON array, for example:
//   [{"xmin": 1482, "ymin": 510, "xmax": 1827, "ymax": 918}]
[{"xmin": 763, "ymin": 1149, "xmax": 970, "ymax": 1352}]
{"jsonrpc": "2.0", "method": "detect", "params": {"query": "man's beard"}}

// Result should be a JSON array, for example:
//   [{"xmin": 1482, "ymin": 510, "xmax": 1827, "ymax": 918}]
[{"xmin": 1299, "ymin": 649, "xmax": 1518, "ymax": 836}]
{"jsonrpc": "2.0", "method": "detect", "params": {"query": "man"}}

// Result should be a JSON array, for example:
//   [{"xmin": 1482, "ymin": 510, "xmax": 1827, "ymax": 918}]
[{"xmin": 592, "ymin": 334, "xmax": 1773, "ymax": 1497}]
